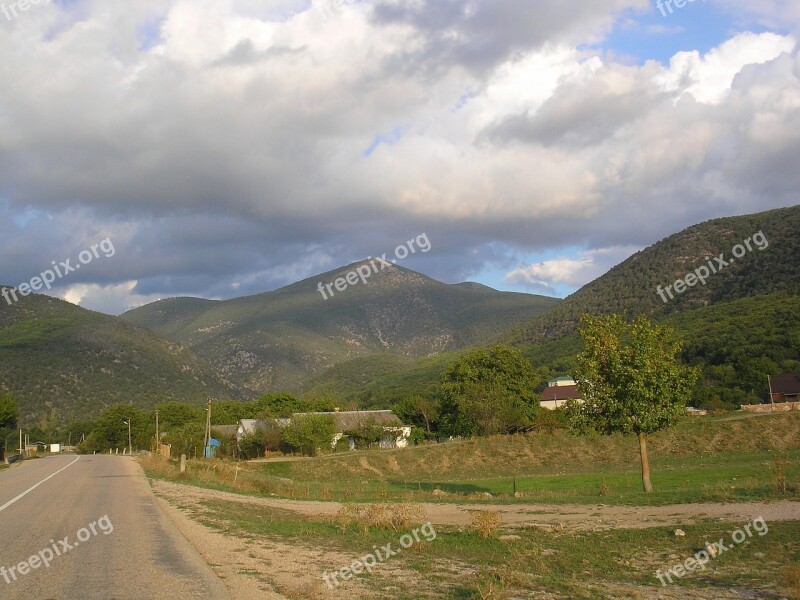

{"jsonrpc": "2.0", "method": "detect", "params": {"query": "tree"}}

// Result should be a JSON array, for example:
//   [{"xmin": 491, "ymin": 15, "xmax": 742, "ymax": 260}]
[
  {"xmin": 343, "ymin": 419, "xmax": 384, "ymax": 450},
  {"xmin": 0, "ymin": 393, "xmax": 19, "ymax": 429},
  {"xmin": 394, "ymin": 395, "xmax": 438, "ymax": 433},
  {"xmin": 210, "ymin": 400, "xmax": 252, "ymax": 425},
  {"xmin": 568, "ymin": 315, "xmax": 697, "ymax": 493},
  {"xmin": 282, "ymin": 414, "xmax": 336, "ymax": 456},
  {"xmin": 439, "ymin": 346, "xmax": 540, "ymax": 436},
  {"xmin": 250, "ymin": 393, "xmax": 310, "ymax": 419},
  {"xmin": 165, "ymin": 421, "xmax": 205, "ymax": 458},
  {"xmin": 155, "ymin": 402, "xmax": 203, "ymax": 431},
  {"xmin": 90, "ymin": 405, "xmax": 152, "ymax": 452},
  {"xmin": 238, "ymin": 432, "xmax": 265, "ymax": 459}
]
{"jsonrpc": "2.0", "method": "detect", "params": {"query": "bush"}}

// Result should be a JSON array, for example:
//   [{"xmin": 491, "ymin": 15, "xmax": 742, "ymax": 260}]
[
  {"xmin": 335, "ymin": 503, "xmax": 426, "ymax": 532},
  {"xmin": 238, "ymin": 432, "xmax": 265, "ymax": 459},
  {"xmin": 471, "ymin": 511, "xmax": 502, "ymax": 539},
  {"xmin": 283, "ymin": 414, "xmax": 336, "ymax": 456}
]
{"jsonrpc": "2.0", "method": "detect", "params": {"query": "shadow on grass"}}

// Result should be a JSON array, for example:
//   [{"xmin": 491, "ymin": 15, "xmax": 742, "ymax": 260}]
[{"xmin": 389, "ymin": 480, "xmax": 494, "ymax": 495}]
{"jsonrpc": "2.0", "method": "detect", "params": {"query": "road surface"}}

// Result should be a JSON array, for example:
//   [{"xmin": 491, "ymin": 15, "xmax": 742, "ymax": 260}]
[{"xmin": 0, "ymin": 454, "xmax": 230, "ymax": 599}]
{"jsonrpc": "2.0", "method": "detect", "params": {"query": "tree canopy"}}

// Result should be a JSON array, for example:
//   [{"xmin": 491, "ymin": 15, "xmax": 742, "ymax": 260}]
[
  {"xmin": 569, "ymin": 314, "xmax": 697, "ymax": 492},
  {"xmin": 439, "ymin": 345, "xmax": 540, "ymax": 436}
]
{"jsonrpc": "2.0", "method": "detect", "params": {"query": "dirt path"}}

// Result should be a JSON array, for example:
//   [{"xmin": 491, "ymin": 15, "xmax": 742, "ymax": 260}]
[{"xmin": 152, "ymin": 479, "xmax": 800, "ymax": 532}]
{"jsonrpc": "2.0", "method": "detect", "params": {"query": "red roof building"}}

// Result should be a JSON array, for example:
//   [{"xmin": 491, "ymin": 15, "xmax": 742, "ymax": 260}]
[{"xmin": 770, "ymin": 374, "xmax": 800, "ymax": 402}]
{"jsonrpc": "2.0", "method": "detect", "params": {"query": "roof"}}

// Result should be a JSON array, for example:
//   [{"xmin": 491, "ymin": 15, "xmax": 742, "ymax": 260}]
[
  {"xmin": 292, "ymin": 410, "xmax": 404, "ymax": 431},
  {"xmin": 541, "ymin": 385, "xmax": 582, "ymax": 402},
  {"xmin": 772, "ymin": 373, "xmax": 800, "ymax": 395},
  {"xmin": 211, "ymin": 425, "xmax": 238, "ymax": 438},
  {"xmin": 237, "ymin": 419, "xmax": 268, "ymax": 435},
  {"xmin": 550, "ymin": 376, "xmax": 574, "ymax": 383}
]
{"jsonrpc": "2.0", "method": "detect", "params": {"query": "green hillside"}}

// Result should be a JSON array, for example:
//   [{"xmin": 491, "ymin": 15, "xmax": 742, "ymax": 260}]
[
  {"xmin": 122, "ymin": 263, "xmax": 560, "ymax": 394},
  {"xmin": 299, "ymin": 204, "xmax": 800, "ymax": 411},
  {"xmin": 0, "ymin": 290, "xmax": 241, "ymax": 425},
  {"xmin": 508, "ymin": 204, "xmax": 800, "ymax": 344}
]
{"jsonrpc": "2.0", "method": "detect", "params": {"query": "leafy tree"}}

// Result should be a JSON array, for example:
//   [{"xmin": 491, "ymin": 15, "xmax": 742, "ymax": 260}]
[
  {"xmin": 90, "ymin": 405, "xmax": 153, "ymax": 452},
  {"xmin": 282, "ymin": 414, "xmax": 336, "ymax": 456},
  {"xmin": 238, "ymin": 432, "xmax": 265, "ymax": 459},
  {"xmin": 0, "ymin": 393, "xmax": 19, "ymax": 429},
  {"xmin": 394, "ymin": 395, "xmax": 438, "ymax": 433},
  {"xmin": 568, "ymin": 315, "xmax": 697, "ymax": 493},
  {"xmin": 165, "ymin": 421, "xmax": 205, "ymax": 458},
  {"xmin": 210, "ymin": 400, "xmax": 251, "ymax": 425},
  {"xmin": 439, "ymin": 346, "xmax": 540, "ymax": 436},
  {"xmin": 343, "ymin": 419, "xmax": 384, "ymax": 449},
  {"xmin": 155, "ymin": 402, "xmax": 203, "ymax": 431},
  {"xmin": 251, "ymin": 393, "xmax": 310, "ymax": 419}
]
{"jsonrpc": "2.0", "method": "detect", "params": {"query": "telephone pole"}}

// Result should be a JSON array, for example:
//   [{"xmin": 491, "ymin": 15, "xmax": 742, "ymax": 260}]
[
  {"xmin": 203, "ymin": 399, "xmax": 212, "ymax": 459},
  {"xmin": 155, "ymin": 409, "xmax": 160, "ymax": 454}
]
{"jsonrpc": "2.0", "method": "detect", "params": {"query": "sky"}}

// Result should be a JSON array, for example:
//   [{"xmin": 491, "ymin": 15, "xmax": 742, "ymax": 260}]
[{"xmin": 0, "ymin": 0, "xmax": 798, "ymax": 314}]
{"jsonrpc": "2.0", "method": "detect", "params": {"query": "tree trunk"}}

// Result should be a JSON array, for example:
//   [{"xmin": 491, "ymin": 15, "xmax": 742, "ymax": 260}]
[{"xmin": 638, "ymin": 431, "xmax": 653, "ymax": 493}]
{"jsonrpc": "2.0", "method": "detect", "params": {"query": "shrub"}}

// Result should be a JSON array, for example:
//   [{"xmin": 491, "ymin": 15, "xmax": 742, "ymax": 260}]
[
  {"xmin": 283, "ymin": 414, "xmax": 336, "ymax": 456},
  {"xmin": 471, "ymin": 511, "xmax": 502, "ymax": 539},
  {"xmin": 335, "ymin": 503, "xmax": 426, "ymax": 532}
]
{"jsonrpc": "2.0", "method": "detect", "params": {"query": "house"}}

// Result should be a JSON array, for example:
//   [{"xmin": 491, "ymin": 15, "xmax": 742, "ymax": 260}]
[
  {"xmin": 211, "ymin": 424, "xmax": 238, "ymax": 442},
  {"xmin": 769, "ymin": 374, "xmax": 800, "ymax": 402},
  {"xmin": 291, "ymin": 409, "xmax": 412, "ymax": 450},
  {"xmin": 234, "ymin": 420, "xmax": 267, "ymax": 443},
  {"xmin": 540, "ymin": 377, "xmax": 583, "ymax": 410}
]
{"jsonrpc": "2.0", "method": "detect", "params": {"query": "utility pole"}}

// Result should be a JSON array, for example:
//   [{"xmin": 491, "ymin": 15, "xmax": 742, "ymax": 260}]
[
  {"xmin": 123, "ymin": 419, "xmax": 132, "ymax": 455},
  {"xmin": 19, "ymin": 428, "xmax": 22, "ymax": 456},
  {"xmin": 768, "ymin": 375, "xmax": 775, "ymax": 408},
  {"xmin": 155, "ymin": 409, "xmax": 160, "ymax": 454},
  {"xmin": 203, "ymin": 399, "xmax": 212, "ymax": 459}
]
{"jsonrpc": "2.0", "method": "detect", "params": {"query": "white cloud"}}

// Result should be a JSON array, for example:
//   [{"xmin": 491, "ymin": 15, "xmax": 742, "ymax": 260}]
[
  {"xmin": 656, "ymin": 32, "xmax": 796, "ymax": 104},
  {"xmin": 505, "ymin": 247, "xmax": 641, "ymax": 293},
  {"xmin": 61, "ymin": 281, "xmax": 164, "ymax": 315}
]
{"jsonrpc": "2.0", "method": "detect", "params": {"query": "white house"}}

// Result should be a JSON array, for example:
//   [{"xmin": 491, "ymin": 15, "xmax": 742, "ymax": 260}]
[{"xmin": 291, "ymin": 410, "xmax": 412, "ymax": 450}]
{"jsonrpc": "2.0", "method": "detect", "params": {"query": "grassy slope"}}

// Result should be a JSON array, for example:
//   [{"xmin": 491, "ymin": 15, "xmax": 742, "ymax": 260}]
[
  {"xmin": 0, "ymin": 292, "xmax": 241, "ymax": 424},
  {"xmin": 123, "ymin": 263, "xmax": 560, "ymax": 394},
  {"xmin": 256, "ymin": 412, "xmax": 800, "ymax": 505},
  {"xmin": 507, "ymin": 204, "xmax": 800, "ymax": 345},
  {"xmin": 300, "ymin": 291, "xmax": 800, "ymax": 410}
]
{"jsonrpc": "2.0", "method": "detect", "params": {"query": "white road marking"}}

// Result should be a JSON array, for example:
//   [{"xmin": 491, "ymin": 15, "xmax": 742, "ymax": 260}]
[{"xmin": 0, "ymin": 456, "xmax": 81, "ymax": 514}]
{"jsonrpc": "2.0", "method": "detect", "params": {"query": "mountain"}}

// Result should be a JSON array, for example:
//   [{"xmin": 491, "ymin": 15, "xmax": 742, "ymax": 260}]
[
  {"xmin": 300, "ymin": 206, "xmax": 800, "ymax": 411},
  {"xmin": 0, "ymin": 290, "xmax": 241, "ymax": 425},
  {"xmin": 508, "ymin": 205, "xmax": 800, "ymax": 344},
  {"xmin": 122, "ymin": 262, "xmax": 560, "ymax": 394}
]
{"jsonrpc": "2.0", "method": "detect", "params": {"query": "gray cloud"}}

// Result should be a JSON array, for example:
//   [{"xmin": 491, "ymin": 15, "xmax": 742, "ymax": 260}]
[{"xmin": 0, "ymin": 1, "xmax": 797, "ymax": 314}]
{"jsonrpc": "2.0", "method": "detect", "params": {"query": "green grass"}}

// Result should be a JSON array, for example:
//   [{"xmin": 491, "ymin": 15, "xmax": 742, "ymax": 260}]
[
  {"xmin": 248, "ymin": 412, "xmax": 800, "ymax": 505},
  {"xmin": 144, "ymin": 413, "xmax": 800, "ymax": 507},
  {"xmin": 191, "ymin": 496, "xmax": 800, "ymax": 599},
  {"xmin": 250, "ymin": 450, "xmax": 800, "ymax": 506}
]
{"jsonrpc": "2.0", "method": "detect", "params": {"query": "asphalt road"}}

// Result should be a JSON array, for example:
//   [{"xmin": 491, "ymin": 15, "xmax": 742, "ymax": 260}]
[{"xmin": 0, "ymin": 454, "xmax": 230, "ymax": 599}]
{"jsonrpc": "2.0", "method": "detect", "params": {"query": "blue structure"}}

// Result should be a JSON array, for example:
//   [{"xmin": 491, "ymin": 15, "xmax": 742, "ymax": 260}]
[{"xmin": 204, "ymin": 438, "xmax": 221, "ymax": 458}]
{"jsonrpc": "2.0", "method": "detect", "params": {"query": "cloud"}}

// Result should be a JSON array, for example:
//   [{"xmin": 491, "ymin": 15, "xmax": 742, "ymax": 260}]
[
  {"xmin": 505, "ymin": 247, "xmax": 640, "ymax": 293},
  {"xmin": 0, "ymin": 2, "xmax": 797, "ymax": 313}
]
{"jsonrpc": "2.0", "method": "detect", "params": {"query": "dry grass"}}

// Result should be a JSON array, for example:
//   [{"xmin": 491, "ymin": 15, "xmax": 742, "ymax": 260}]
[
  {"xmin": 334, "ymin": 502, "xmax": 426, "ymax": 532},
  {"xmin": 781, "ymin": 564, "xmax": 800, "ymax": 600},
  {"xmin": 286, "ymin": 412, "xmax": 800, "ymax": 483},
  {"xmin": 471, "ymin": 511, "xmax": 502, "ymax": 539}
]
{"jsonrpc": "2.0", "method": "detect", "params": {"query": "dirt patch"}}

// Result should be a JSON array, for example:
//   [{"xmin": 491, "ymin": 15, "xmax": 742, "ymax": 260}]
[
  {"xmin": 358, "ymin": 456, "xmax": 384, "ymax": 477},
  {"xmin": 151, "ymin": 479, "xmax": 800, "ymax": 532},
  {"xmin": 154, "ymin": 481, "xmax": 371, "ymax": 600}
]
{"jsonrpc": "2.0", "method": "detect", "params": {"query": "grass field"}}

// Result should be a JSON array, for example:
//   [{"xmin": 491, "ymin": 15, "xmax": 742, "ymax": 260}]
[{"xmin": 145, "ymin": 412, "xmax": 800, "ymax": 506}]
